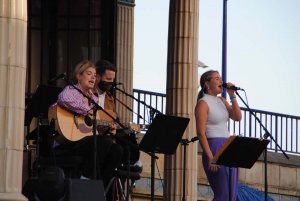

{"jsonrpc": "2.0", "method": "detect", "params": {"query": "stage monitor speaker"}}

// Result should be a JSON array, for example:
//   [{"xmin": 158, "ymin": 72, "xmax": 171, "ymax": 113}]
[
  {"xmin": 67, "ymin": 179, "xmax": 106, "ymax": 201},
  {"xmin": 23, "ymin": 179, "xmax": 106, "ymax": 201}
]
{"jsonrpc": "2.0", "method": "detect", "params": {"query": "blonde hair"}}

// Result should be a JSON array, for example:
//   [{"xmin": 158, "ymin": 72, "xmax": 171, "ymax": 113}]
[{"xmin": 72, "ymin": 60, "xmax": 95, "ymax": 83}]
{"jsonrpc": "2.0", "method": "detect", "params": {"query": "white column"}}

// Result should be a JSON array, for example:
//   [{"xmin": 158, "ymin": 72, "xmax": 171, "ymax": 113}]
[
  {"xmin": 115, "ymin": 2, "xmax": 135, "ymax": 124},
  {"xmin": 164, "ymin": 0, "xmax": 199, "ymax": 200},
  {"xmin": 0, "ymin": 0, "xmax": 28, "ymax": 200}
]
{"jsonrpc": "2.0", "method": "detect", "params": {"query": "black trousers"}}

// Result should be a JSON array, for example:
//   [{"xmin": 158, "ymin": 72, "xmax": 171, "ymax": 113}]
[{"xmin": 55, "ymin": 135, "xmax": 123, "ymax": 185}]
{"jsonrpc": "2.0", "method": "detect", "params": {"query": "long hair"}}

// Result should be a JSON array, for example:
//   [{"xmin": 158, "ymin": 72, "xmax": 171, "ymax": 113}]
[{"xmin": 197, "ymin": 70, "xmax": 219, "ymax": 101}]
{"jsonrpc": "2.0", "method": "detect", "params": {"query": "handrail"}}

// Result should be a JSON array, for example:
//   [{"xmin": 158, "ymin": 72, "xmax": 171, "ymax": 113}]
[{"xmin": 133, "ymin": 89, "xmax": 300, "ymax": 155}]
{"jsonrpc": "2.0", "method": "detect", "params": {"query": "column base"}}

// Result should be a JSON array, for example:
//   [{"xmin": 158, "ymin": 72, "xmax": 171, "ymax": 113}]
[{"xmin": 0, "ymin": 193, "xmax": 28, "ymax": 201}]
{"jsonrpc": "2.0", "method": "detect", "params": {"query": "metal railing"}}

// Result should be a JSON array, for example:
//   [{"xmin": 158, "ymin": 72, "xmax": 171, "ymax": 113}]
[
  {"xmin": 229, "ymin": 108, "xmax": 300, "ymax": 155},
  {"xmin": 133, "ymin": 89, "xmax": 166, "ymax": 125},
  {"xmin": 133, "ymin": 89, "xmax": 300, "ymax": 155}
]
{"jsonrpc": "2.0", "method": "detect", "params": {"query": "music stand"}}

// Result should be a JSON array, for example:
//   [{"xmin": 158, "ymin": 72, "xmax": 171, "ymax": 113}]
[
  {"xmin": 25, "ymin": 85, "xmax": 62, "ymax": 126},
  {"xmin": 24, "ymin": 85, "xmax": 62, "ymax": 177},
  {"xmin": 212, "ymin": 136, "xmax": 270, "ymax": 201},
  {"xmin": 139, "ymin": 113, "xmax": 190, "ymax": 201}
]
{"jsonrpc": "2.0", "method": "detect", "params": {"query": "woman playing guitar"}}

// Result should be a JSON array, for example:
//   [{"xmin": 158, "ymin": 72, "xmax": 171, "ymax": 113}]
[{"xmin": 55, "ymin": 60, "xmax": 124, "ymax": 191}]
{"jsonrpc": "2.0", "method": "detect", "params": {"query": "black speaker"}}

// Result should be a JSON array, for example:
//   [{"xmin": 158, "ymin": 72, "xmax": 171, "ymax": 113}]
[
  {"xmin": 22, "ymin": 178, "xmax": 38, "ymax": 201},
  {"xmin": 23, "ymin": 178, "xmax": 106, "ymax": 201},
  {"xmin": 67, "ymin": 179, "xmax": 106, "ymax": 201},
  {"xmin": 23, "ymin": 166, "xmax": 66, "ymax": 201},
  {"xmin": 36, "ymin": 167, "xmax": 66, "ymax": 201}
]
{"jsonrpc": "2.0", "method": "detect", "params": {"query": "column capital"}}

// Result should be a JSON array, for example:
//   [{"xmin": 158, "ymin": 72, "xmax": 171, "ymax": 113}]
[{"xmin": 118, "ymin": 0, "xmax": 135, "ymax": 7}]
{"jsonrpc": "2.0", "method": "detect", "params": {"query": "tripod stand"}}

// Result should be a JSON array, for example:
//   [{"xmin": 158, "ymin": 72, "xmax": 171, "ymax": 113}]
[
  {"xmin": 114, "ymin": 86, "xmax": 190, "ymax": 200},
  {"xmin": 139, "ymin": 113, "xmax": 190, "ymax": 201},
  {"xmin": 180, "ymin": 136, "xmax": 199, "ymax": 201}
]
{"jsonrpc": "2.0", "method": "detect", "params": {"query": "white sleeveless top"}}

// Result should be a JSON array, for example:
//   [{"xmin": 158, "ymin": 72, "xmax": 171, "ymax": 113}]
[{"xmin": 200, "ymin": 94, "xmax": 230, "ymax": 138}]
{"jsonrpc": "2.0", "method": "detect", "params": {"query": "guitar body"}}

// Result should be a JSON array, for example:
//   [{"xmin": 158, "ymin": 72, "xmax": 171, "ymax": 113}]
[{"xmin": 48, "ymin": 105, "xmax": 117, "ymax": 144}]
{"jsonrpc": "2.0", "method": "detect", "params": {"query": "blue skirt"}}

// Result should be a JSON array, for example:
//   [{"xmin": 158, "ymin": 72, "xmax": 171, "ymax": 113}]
[{"xmin": 202, "ymin": 137, "xmax": 238, "ymax": 201}]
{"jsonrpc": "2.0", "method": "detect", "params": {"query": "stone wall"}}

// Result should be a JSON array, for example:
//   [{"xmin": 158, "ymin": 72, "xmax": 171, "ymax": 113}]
[{"xmin": 132, "ymin": 150, "xmax": 300, "ymax": 200}]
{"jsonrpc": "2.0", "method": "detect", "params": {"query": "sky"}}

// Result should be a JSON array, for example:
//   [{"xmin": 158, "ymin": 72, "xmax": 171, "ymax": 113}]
[{"xmin": 133, "ymin": 0, "xmax": 300, "ymax": 117}]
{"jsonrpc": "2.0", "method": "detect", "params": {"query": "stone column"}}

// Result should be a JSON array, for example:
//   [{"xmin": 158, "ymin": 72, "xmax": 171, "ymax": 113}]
[
  {"xmin": 115, "ymin": 1, "xmax": 135, "ymax": 124},
  {"xmin": 0, "ymin": 0, "xmax": 28, "ymax": 200},
  {"xmin": 164, "ymin": 0, "xmax": 199, "ymax": 200}
]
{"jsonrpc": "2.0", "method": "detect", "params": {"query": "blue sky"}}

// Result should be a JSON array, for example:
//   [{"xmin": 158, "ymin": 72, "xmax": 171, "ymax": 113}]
[{"xmin": 133, "ymin": 0, "xmax": 300, "ymax": 116}]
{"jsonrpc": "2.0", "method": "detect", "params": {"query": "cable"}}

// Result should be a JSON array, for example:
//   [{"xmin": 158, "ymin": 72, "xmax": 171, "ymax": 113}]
[{"xmin": 155, "ymin": 160, "xmax": 164, "ymax": 190}]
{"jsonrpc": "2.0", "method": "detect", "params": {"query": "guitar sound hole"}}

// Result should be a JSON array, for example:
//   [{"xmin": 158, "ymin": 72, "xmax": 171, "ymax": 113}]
[{"xmin": 84, "ymin": 115, "xmax": 93, "ymax": 127}]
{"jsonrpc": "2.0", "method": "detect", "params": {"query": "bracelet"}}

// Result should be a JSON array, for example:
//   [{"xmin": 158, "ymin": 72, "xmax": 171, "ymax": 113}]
[
  {"xmin": 230, "ymin": 96, "xmax": 236, "ymax": 102},
  {"xmin": 230, "ymin": 95, "xmax": 236, "ymax": 100}
]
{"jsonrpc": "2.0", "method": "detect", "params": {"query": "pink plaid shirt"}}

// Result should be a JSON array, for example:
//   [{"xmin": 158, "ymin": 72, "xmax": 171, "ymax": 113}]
[{"xmin": 57, "ymin": 84, "xmax": 98, "ymax": 115}]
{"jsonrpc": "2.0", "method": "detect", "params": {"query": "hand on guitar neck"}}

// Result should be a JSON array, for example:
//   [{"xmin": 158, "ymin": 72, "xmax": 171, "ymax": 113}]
[
  {"xmin": 97, "ymin": 124, "xmax": 117, "ymax": 136},
  {"xmin": 84, "ymin": 115, "xmax": 117, "ymax": 135}
]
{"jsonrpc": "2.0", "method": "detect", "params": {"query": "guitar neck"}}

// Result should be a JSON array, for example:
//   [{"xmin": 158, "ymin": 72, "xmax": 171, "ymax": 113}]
[{"xmin": 96, "ymin": 120, "xmax": 128, "ymax": 130}]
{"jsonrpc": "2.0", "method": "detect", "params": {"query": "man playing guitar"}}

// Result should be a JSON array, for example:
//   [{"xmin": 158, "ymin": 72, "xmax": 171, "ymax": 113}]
[{"xmin": 93, "ymin": 60, "xmax": 140, "ymax": 167}]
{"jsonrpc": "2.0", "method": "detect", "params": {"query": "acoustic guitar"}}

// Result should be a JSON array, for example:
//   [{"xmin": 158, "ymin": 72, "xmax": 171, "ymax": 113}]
[{"xmin": 48, "ymin": 104, "xmax": 140, "ymax": 144}]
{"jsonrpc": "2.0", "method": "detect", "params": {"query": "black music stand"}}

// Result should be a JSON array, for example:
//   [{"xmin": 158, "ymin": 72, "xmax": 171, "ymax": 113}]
[
  {"xmin": 139, "ymin": 113, "xmax": 190, "ymax": 201},
  {"xmin": 25, "ymin": 85, "xmax": 62, "ymax": 126},
  {"xmin": 212, "ymin": 136, "xmax": 270, "ymax": 201},
  {"xmin": 25, "ymin": 85, "xmax": 62, "ymax": 177}
]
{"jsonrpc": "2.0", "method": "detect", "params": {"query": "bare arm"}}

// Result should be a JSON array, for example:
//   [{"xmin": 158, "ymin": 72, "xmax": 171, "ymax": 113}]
[
  {"xmin": 220, "ymin": 96, "xmax": 242, "ymax": 121},
  {"xmin": 221, "ymin": 83, "xmax": 242, "ymax": 121}
]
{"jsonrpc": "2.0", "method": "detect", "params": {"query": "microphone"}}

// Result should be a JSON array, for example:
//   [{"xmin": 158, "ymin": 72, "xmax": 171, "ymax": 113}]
[
  {"xmin": 48, "ymin": 73, "xmax": 66, "ymax": 84},
  {"xmin": 222, "ymin": 83, "xmax": 244, "ymax": 91},
  {"xmin": 108, "ymin": 81, "xmax": 123, "ymax": 86},
  {"xmin": 98, "ymin": 81, "xmax": 122, "ymax": 92}
]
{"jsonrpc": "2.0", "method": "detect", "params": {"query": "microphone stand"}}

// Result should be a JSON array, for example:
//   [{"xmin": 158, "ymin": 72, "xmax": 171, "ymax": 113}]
[
  {"xmin": 114, "ymin": 86, "xmax": 161, "ymax": 201},
  {"xmin": 180, "ymin": 137, "xmax": 199, "ymax": 201},
  {"xmin": 107, "ymin": 130, "xmax": 139, "ymax": 201},
  {"xmin": 113, "ymin": 94, "xmax": 143, "ymax": 120},
  {"xmin": 235, "ymin": 90, "xmax": 289, "ymax": 201},
  {"xmin": 110, "ymin": 90, "xmax": 146, "ymax": 201},
  {"xmin": 114, "ymin": 86, "xmax": 161, "ymax": 123}
]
